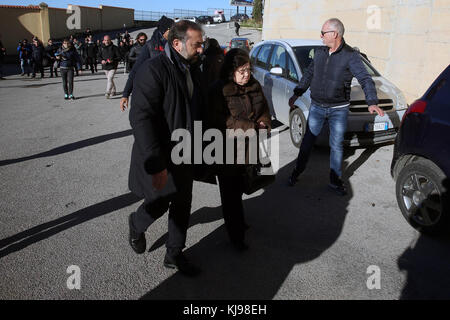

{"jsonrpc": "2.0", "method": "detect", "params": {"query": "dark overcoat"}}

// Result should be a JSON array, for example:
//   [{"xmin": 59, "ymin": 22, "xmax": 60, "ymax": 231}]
[{"xmin": 128, "ymin": 43, "xmax": 202, "ymax": 200}]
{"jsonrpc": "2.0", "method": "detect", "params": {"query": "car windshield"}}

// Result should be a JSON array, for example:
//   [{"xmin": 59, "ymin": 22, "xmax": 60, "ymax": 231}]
[
  {"xmin": 231, "ymin": 40, "xmax": 247, "ymax": 49},
  {"xmin": 292, "ymin": 45, "xmax": 380, "ymax": 76}
]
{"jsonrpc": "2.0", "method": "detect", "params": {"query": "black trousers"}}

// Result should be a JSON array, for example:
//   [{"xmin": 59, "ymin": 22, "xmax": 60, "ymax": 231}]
[
  {"xmin": 130, "ymin": 166, "xmax": 194, "ymax": 257},
  {"xmin": 32, "ymin": 60, "xmax": 44, "ymax": 77},
  {"xmin": 61, "ymin": 68, "xmax": 74, "ymax": 95},
  {"xmin": 235, "ymin": 27, "xmax": 240, "ymax": 36},
  {"xmin": 217, "ymin": 168, "xmax": 245, "ymax": 243},
  {"xmin": 86, "ymin": 57, "xmax": 97, "ymax": 73}
]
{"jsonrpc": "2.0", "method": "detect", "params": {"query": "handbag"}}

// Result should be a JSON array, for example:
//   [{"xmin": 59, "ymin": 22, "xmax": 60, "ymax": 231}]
[{"xmin": 242, "ymin": 136, "xmax": 276, "ymax": 195}]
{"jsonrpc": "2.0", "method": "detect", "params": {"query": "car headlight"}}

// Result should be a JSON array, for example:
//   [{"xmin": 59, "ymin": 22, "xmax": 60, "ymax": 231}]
[{"xmin": 396, "ymin": 92, "xmax": 408, "ymax": 111}]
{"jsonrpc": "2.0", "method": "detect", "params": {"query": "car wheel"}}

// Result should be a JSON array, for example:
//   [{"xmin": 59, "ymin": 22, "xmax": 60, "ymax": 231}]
[
  {"xmin": 396, "ymin": 159, "xmax": 449, "ymax": 235},
  {"xmin": 289, "ymin": 108, "xmax": 306, "ymax": 148}
]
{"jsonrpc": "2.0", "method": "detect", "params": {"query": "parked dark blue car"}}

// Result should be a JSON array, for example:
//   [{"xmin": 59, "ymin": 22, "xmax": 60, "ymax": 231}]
[{"xmin": 391, "ymin": 64, "xmax": 450, "ymax": 235}]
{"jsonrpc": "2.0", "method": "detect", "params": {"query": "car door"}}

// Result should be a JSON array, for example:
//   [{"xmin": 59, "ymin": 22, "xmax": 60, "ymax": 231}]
[
  {"xmin": 252, "ymin": 44, "xmax": 273, "ymax": 88},
  {"xmin": 266, "ymin": 45, "xmax": 290, "ymax": 122}
]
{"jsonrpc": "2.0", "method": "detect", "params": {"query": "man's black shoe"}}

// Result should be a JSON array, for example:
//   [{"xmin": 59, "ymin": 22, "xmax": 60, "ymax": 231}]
[
  {"xmin": 231, "ymin": 240, "xmax": 249, "ymax": 252},
  {"xmin": 287, "ymin": 171, "xmax": 299, "ymax": 187},
  {"xmin": 328, "ymin": 180, "xmax": 348, "ymax": 196},
  {"xmin": 128, "ymin": 214, "xmax": 146, "ymax": 254},
  {"xmin": 164, "ymin": 252, "xmax": 201, "ymax": 277}
]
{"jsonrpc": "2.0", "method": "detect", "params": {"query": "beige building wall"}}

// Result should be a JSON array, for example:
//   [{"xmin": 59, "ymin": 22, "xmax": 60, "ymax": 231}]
[
  {"xmin": 100, "ymin": 5, "xmax": 134, "ymax": 31},
  {"xmin": 1, "ymin": 3, "xmax": 135, "ymax": 54},
  {"xmin": 262, "ymin": 0, "xmax": 450, "ymax": 103},
  {"xmin": 0, "ymin": 5, "xmax": 43, "ymax": 53}
]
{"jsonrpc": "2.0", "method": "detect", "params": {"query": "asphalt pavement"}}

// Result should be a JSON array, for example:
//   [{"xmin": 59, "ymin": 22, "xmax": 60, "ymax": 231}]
[{"xmin": 1, "ymin": 24, "xmax": 449, "ymax": 300}]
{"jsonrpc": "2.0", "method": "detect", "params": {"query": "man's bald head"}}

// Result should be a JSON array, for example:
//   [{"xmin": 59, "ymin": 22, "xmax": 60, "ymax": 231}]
[
  {"xmin": 325, "ymin": 18, "xmax": 345, "ymax": 38},
  {"xmin": 103, "ymin": 35, "xmax": 111, "ymax": 45}
]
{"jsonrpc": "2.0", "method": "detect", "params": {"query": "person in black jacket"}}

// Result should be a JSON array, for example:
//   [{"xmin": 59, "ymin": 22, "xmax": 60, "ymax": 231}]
[
  {"xmin": 31, "ymin": 38, "xmax": 45, "ymax": 78},
  {"xmin": 120, "ymin": 16, "xmax": 174, "ymax": 111},
  {"xmin": 234, "ymin": 21, "xmax": 240, "ymax": 36},
  {"xmin": 84, "ymin": 35, "xmax": 98, "ymax": 73},
  {"xmin": 202, "ymin": 38, "xmax": 224, "ymax": 86},
  {"xmin": 127, "ymin": 32, "xmax": 147, "ymax": 71},
  {"xmin": 127, "ymin": 20, "xmax": 204, "ymax": 277},
  {"xmin": 55, "ymin": 38, "xmax": 81, "ymax": 100},
  {"xmin": 45, "ymin": 39, "xmax": 59, "ymax": 77},
  {"xmin": 0, "ymin": 34, "xmax": 6, "ymax": 79},
  {"xmin": 97, "ymin": 35, "xmax": 121, "ymax": 98},
  {"xmin": 287, "ymin": 18, "xmax": 385, "ymax": 195},
  {"xmin": 118, "ymin": 39, "xmax": 130, "ymax": 71}
]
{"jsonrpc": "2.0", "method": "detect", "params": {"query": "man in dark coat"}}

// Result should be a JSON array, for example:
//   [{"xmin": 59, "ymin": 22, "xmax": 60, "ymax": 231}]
[
  {"xmin": 84, "ymin": 35, "xmax": 98, "ymax": 73},
  {"xmin": 31, "ymin": 38, "xmax": 45, "ymax": 78},
  {"xmin": 127, "ymin": 32, "xmax": 147, "ymax": 71},
  {"xmin": 202, "ymin": 38, "xmax": 224, "ymax": 86},
  {"xmin": 128, "ymin": 20, "xmax": 204, "ymax": 277},
  {"xmin": 45, "ymin": 39, "xmax": 59, "ymax": 77},
  {"xmin": 234, "ymin": 21, "xmax": 240, "ymax": 36},
  {"xmin": 0, "ymin": 33, "xmax": 6, "ymax": 79},
  {"xmin": 97, "ymin": 35, "xmax": 121, "ymax": 98},
  {"xmin": 120, "ymin": 16, "xmax": 174, "ymax": 111}
]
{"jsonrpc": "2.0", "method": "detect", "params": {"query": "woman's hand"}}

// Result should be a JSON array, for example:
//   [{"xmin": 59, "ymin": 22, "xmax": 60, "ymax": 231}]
[{"xmin": 258, "ymin": 121, "xmax": 267, "ymax": 129}]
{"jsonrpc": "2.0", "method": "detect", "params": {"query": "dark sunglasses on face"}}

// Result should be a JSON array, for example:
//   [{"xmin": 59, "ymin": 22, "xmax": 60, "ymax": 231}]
[{"xmin": 321, "ymin": 30, "xmax": 336, "ymax": 36}]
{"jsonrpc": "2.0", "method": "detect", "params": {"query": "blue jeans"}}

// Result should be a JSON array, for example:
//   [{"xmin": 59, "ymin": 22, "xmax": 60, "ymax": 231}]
[
  {"xmin": 20, "ymin": 58, "xmax": 31, "ymax": 75},
  {"xmin": 294, "ymin": 103, "xmax": 349, "ymax": 179}
]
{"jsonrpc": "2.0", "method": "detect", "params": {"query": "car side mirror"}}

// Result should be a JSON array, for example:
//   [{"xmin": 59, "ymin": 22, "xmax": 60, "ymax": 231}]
[
  {"xmin": 270, "ymin": 67, "xmax": 283, "ymax": 75},
  {"xmin": 250, "ymin": 42, "xmax": 254, "ymax": 46}
]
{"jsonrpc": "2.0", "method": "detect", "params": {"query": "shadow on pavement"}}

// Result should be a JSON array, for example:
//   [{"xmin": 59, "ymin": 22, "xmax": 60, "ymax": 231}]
[
  {"xmin": 139, "ymin": 144, "xmax": 374, "ymax": 299},
  {"xmin": 0, "ymin": 192, "xmax": 142, "ymax": 259},
  {"xmin": 398, "ymin": 178, "xmax": 450, "ymax": 300},
  {"xmin": 0, "ymin": 129, "xmax": 132, "ymax": 167}
]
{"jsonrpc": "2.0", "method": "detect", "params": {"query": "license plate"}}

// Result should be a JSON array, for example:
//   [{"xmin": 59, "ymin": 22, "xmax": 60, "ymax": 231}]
[{"xmin": 365, "ymin": 122, "xmax": 388, "ymax": 132}]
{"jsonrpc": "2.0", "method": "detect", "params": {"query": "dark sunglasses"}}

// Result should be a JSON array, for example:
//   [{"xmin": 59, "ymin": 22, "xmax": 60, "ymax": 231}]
[{"xmin": 321, "ymin": 30, "xmax": 336, "ymax": 36}]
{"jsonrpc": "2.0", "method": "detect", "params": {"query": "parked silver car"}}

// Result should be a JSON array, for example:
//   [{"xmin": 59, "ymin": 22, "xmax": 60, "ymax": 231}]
[{"xmin": 249, "ymin": 39, "xmax": 408, "ymax": 147}]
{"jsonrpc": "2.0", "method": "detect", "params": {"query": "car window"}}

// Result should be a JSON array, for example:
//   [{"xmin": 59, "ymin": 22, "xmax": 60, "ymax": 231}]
[
  {"xmin": 256, "ymin": 45, "xmax": 273, "ymax": 70},
  {"xmin": 268, "ymin": 45, "xmax": 287, "ymax": 75},
  {"xmin": 292, "ymin": 46, "xmax": 322, "ymax": 73},
  {"xmin": 250, "ymin": 46, "xmax": 261, "ymax": 64},
  {"xmin": 231, "ymin": 40, "xmax": 246, "ymax": 49},
  {"xmin": 287, "ymin": 55, "xmax": 299, "ymax": 82}
]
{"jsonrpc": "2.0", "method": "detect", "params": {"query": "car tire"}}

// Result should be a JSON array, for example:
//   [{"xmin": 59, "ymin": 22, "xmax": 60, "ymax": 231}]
[
  {"xmin": 289, "ymin": 108, "xmax": 307, "ymax": 148},
  {"xmin": 396, "ymin": 159, "xmax": 449, "ymax": 235}
]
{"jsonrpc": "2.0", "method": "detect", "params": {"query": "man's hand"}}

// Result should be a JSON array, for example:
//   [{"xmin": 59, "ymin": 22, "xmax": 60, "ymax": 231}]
[
  {"xmin": 101, "ymin": 60, "xmax": 106, "ymax": 65},
  {"xmin": 288, "ymin": 94, "xmax": 298, "ymax": 109},
  {"xmin": 120, "ymin": 97, "xmax": 129, "ymax": 111},
  {"xmin": 152, "ymin": 169, "xmax": 168, "ymax": 191},
  {"xmin": 368, "ymin": 105, "xmax": 385, "ymax": 117}
]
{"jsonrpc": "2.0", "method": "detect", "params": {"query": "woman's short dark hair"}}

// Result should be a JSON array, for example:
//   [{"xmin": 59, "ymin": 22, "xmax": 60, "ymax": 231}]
[
  {"xmin": 220, "ymin": 48, "xmax": 252, "ymax": 81},
  {"xmin": 168, "ymin": 20, "xmax": 203, "ymax": 45}
]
